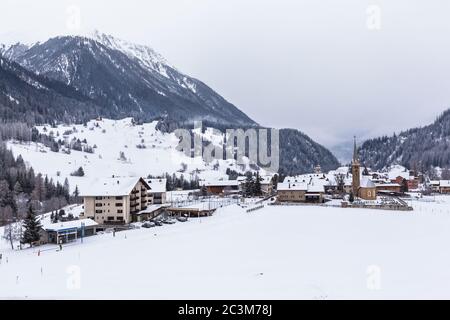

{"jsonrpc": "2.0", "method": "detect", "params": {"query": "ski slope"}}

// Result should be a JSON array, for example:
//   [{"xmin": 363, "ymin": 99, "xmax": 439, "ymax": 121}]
[
  {"xmin": 2, "ymin": 196, "xmax": 450, "ymax": 299},
  {"xmin": 6, "ymin": 118, "xmax": 261, "ymax": 194}
]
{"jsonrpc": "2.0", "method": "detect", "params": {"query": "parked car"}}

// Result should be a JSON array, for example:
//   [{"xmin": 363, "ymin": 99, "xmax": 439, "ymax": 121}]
[
  {"xmin": 177, "ymin": 217, "xmax": 188, "ymax": 223},
  {"xmin": 162, "ymin": 219, "xmax": 176, "ymax": 225},
  {"xmin": 142, "ymin": 222, "xmax": 155, "ymax": 228},
  {"xmin": 153, "ymin": 220, "xmax": 163, "ymax": 227}
]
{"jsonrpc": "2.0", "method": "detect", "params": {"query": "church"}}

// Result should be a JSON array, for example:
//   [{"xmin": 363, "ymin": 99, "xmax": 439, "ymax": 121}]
[{"xmin": 351, "ymin": 138, "xmax": 377, "ymax": 200}]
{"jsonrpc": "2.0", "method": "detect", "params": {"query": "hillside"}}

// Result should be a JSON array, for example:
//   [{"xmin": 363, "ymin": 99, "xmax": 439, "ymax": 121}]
[
  {"xmin": 6, "ymin": 118, "xmax": 264, "ymax": 194},
  {"xmin": 0, "ymin": 56, "xmax": 105, "ymax": 124},
  {"xmin": 360, "ymin": 109, "xmax": 450, "ymax": 171}
]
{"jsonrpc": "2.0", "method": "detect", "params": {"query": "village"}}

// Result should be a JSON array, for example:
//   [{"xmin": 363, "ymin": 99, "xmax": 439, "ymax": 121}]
[{"xmin": 19, "ymin": 138, "xmax": 450, "ymax": 248}]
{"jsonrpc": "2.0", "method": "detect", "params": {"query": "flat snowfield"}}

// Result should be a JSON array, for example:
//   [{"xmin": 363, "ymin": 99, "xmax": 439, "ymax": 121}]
[{"xmin": 1, "ymin": 198, "xmax": 450, "ymax": 299}]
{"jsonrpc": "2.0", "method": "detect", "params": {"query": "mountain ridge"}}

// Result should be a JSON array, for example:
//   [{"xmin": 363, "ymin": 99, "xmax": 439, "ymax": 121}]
[
  {"xmin": 359, "ymin": 108, "xmax": 450, "ymax": 172},
  {"xmin": 7, "ymin": 33, "xmax": 257, "ymax": 127}
]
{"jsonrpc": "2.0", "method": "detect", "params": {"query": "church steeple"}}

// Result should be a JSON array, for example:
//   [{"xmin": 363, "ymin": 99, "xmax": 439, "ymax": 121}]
[
  {"xmin": 352, "ymin": 136, "xmax": 359, "ymax": 163},
  {"xmin": 351, "ymin": 136, "xmax": 361, "ymax": 196}
]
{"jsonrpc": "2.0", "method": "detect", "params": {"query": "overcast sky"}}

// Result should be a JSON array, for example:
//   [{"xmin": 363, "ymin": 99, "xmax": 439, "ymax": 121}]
[{"xmin": 1, "ymin": 0, "xmax": 450, "ymax": 148}]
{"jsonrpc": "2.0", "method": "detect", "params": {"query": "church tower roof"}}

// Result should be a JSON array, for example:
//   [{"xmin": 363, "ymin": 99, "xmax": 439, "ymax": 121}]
[{"xmin": 352, "ymin": 136, "xmax": 359, "ymax": 163}]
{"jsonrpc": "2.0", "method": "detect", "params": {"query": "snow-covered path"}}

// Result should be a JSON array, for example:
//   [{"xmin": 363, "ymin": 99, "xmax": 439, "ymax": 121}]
[{"xmin": 2, "ymin": 198, "xmax": 450, "ymax": 299}]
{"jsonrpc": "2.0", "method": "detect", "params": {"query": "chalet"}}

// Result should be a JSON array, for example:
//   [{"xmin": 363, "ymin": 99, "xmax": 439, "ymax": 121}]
[
  {"xmin": 392, "ymin": 175, "xmax": 419, "ymax": 190},
  {"xmin": 200, "ymin": 180, "xmax": 240, "ymax": 195},
  {"xmin": 375, "ymin": 183, "xmax": 402, "ymax": 194},
  {"xmin": 277, "ymin": 182, "xmax": 325, "ymax": 203},
  {"xmin": 260, "ymin": 176, "xmax": 274, "ymax": 195},
  {"xmin": 430, "ymin": 180, "xmax": 440, "ymax": 192},
  {"xmin": 167, "ymin": 202, "xmax": 216, "ymax": 217},
  {"xmin": 80, "ymin": 177, "xmax": 150, "ymax": 225},
  {"xmin": 133, "ymin": 204, "xmax": 169, "ymax": 222},
  {"xmin": 439, "ymin": 180, "xmax": 450, "ymax": 194},
  {"xmin": 277, "ymin": 182, "xmax": 308, "ymax": 202},
  {"xmin": 146, "ymin": 178, "xmax": 167, "ymax": 204}
]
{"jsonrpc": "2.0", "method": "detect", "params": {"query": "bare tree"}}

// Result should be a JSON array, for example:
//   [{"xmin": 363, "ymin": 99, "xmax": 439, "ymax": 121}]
[
  {"xmin": 1, "ymin": 206, "xmax": 20, "ymax": 250},
  {"xmin": 336, "ymin": 173, "xmax": 345, "ymax": 194}
]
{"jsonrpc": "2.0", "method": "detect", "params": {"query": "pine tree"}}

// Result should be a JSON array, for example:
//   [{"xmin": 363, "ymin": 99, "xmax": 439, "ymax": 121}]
[
  {"xmin": 244, "ymin": 172, "xmax": 254, "ymax": 197},
  {"xmin": 349, "ymin": 192, "xmax": 355, "ymax": 203},
  {"xmin": 73, "ymin": 185, "xmax": 80, "ymax": 203},
  {"xmin": 254, "ymin": 172, "xmax": 262, "ymax": 196},
  {"xmin": 21, "ymin": 206, "xmax": 42, "ymax": 247},
  {"xmin": 13, "ymin": 181, "xmax": 23, "ymax": 195},
  {"xmin": 362, "ymin": 167, "xmax": 370, "ymax": 176},
  {"xmin": 401, "ymin": 178, "xmax": 409, "ymax": 193},
  {"xmin": 201, "ymin": 185, "xmax": 208, "ymax": 197}
]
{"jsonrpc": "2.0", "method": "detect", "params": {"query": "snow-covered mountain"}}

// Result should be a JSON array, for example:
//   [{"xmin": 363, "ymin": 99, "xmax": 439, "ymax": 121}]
[
  {"xmin": 360, "ymin": 108, "xmax": 450, "ymax": 172},
  {"xmin": 0, "ymin": 42, "xmax": 30, "ymax": 61},
  {"xmin": 5, "ymin": 32, "xmax": 256, "ymax": 127},
  {"xmin": 0, "ymin": 55, "xmax": 104, "ymax": 124},
  {"xmin": 1, "ymin": 32, "xmax": 340, "ymax": 175}
]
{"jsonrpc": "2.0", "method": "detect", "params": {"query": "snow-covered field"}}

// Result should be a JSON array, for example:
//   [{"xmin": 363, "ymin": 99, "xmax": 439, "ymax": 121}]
[
  {"xmin": 2, "ymin": 196, "xmax": 450, "ymax": 299},
  {"xmin": 6, "ymin": 118, "xmax": 260, "ymax": 193}
]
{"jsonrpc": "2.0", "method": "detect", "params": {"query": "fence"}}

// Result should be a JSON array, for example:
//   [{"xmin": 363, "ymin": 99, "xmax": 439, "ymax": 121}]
[{"xmin": 246, "ymin": 204, "xmax": 265, "ymax": 213}]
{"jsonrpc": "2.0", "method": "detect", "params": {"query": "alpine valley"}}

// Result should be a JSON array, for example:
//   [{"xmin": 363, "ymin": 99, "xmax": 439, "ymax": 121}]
[{"xmin": 0, "ymin": 31, "xmax": 339, "ymax": 176}]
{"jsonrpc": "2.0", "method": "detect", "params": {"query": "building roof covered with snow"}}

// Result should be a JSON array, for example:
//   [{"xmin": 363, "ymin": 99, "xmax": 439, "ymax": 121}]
[
  {"xmin": 80, "ymin": 177, "xmax": 149, "ymax": 197},
  {"xmin": 42, "ymin": 219, "xmax": 98, "ymax": 232},
  {"xmin": 146, "ymin": 178, "xmax": 167, "ymax": 193},
  {"xmin": 277, "ymin": 182, "xmax": 308, "ymax": 191},
  {"xmin": 360, "ymin": 177, "xmax": 376, "ymax": 188},
  {"xmin": 440, "ymin": 180, "xmax": 450, "ymax": 187},
  {"xmin": 200, "ymin": 180, "xmax": 239, "ymax": 187}
]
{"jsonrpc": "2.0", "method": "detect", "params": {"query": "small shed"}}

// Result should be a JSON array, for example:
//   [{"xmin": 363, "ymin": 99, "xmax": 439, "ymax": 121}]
[
  {"xmin": 41, "ymin": 219, "xmax": 98, "ymax": 244},
  {"xmin": 131, "ymin": 204, "xmax": 169, "ymax": 222},
  {"xmin": 167, "ymin": 202, "xmax": 216, "ymax": 218}
]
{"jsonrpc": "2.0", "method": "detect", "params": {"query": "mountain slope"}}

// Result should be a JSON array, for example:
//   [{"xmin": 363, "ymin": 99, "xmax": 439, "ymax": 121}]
[
  {"xmin": 279, "ymin": 128, "xmax": 340, "ymax": 175},
  {"xmin": 9, "ymin": 34, "xmax": 256, "ymax": 127},
  {"xmin": 360, "ymin": 109, "xmax": 450, "ymax": 171},
  {"xmin": 0, "ymin": 56, "xmax": 105, "ymax": 124}
]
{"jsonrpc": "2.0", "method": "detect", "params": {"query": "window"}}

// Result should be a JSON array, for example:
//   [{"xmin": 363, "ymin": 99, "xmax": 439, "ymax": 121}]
[
  {"xmin": 115, "ymin": 196, "xmax": 123, "ymax": 200},
  {"xmin": 117, "ymin": 210, "xmax": 123, "ymax": 214},
  {"xmin": 95, "ymin": 203, "xmax": 103, "ymax": 207},
  {"xmin": 107, "ymin": 217, "xmax": 115, "ymax": 221},
  {"xmin": 117, "ymin": 217, "xmax": 124, "ymax": 221},
  {"xmin": 115, "ymin": 203, "xmax": 123, "ymax": 207},
  {"xmin": 95, "ymin": 196, "xmax": 103, "ymax": 200},
  {"xmin": 95, "ymin": 210, "xmax": 102, "ymax": 214}
]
